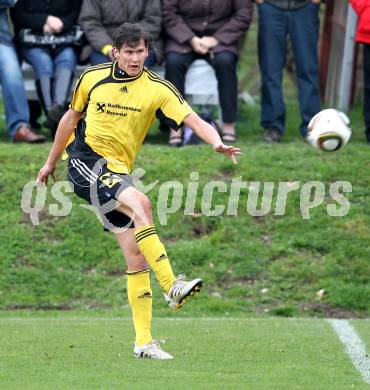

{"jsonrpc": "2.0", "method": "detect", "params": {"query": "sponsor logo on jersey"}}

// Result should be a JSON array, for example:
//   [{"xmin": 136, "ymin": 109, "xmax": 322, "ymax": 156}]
[{"xmin": 96, "ymin": 102, "xmax": 106, "ymax": 112}]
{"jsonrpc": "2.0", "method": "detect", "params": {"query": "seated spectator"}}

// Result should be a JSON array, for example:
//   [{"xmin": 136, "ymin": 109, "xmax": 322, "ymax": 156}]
[
  {"xmin": 0, "ymin": 0, "xmax": 45, "ymax": 143},
  {"xmin": 163, "ymin": 0, "xmax": 252, "ymax": 146},
  {"xmin": 11, "ymin": 0, "xmax": 82, "ymax": 137},
  {"xmin": 78, "ymin": 0, "xmax": 163, "ymax": 66},
  {"xmin": 350, "ymin": 0, "xmax": 370, "ymax": 143}
]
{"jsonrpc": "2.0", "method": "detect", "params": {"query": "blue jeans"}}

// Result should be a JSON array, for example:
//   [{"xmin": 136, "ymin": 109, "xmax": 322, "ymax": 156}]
[
  {"xmin": 21, "ymin": 46, "xmax": 77, "ymax": 78},
  {"xmin": 90, "ymin": 48, "xmax": 157, "ymax": 67},
  {"xmin": 258, "ymin": 2, "xmax": 321, "ymax": 136},
  {"xmin": 0, "ymin": 43, "xmax": 30, "ymax": 139},
  {"xmin": 364, "ymin": 44, "xmax": 370, "ymax": 134}
]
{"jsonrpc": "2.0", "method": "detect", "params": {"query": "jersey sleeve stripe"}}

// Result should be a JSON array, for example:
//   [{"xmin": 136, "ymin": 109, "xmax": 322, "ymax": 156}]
[
  {"xmin": 147, "ymin": 74, "xmax": 184, "ymax": 104},
  {"xmin": 71, "ymin": 64, "xmax": 113, "ymax": 109},
  {"xmin": 82, "ymin": 63, "xmax": 112, "ymax": 75},
  {"xmin": 77, "ymin": 63, "xmax": 112, "ymax": 87},
  {"xmin": 145, "ymin": 68, "xmax": 161, "ymax": 79},
  {"xmin": 145, "ymin": 69, "xmax": 185, "ymax": 103},
  {"xmin": 87, "ymin": 75, "xmax": 114, "ymax": 102}
]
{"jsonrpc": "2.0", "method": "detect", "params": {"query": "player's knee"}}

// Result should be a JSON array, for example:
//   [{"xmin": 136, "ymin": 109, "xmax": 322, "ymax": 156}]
[
  {"xmin": 139, "ymin": 195, "xmax": 152, "ymax": 217},
  {"xmin": 129, "ymin": 191, "xmax": 153, "ymax": 225}
]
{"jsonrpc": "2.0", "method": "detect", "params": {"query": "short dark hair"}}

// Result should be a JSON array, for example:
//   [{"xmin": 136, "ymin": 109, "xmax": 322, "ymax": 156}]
[{"xmin": 113, "ymin": 23, "xmax": 152, "ymax": 50}]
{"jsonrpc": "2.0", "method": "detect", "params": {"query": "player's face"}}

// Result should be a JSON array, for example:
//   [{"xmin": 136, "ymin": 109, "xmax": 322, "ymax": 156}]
[{"xmin": 114, "ymin": 40, "xmax": 148, "ymax": 77}]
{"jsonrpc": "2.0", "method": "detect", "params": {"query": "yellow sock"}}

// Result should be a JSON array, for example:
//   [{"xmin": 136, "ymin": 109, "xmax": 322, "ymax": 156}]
[
  {"xmin": 127, "ymin": 270, "xmax": 152, "ymax": 346},
  {"xmin": 135, "ymin": 225, "xmax": 176, "ymax": 293}
]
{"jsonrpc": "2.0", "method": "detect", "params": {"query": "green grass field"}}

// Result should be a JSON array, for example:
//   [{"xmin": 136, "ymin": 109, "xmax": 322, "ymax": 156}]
[
  {"xmin": 0, "ymin": 313, "xmax": 369, "ymax": 389},
  {"xmin": 1, "ymin": 131, "xmax": 369, "ymax": 317}
]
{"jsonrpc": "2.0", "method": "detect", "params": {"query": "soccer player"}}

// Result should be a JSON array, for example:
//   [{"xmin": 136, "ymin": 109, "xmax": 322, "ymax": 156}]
[{"xmin": 36, "ymin": 23, "xmax": 241, "ymax": 360}]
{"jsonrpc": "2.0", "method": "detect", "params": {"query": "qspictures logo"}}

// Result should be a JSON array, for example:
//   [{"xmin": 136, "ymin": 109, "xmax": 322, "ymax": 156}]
[{"xmin": 21, "ymin": 164, "xmax": 353, "ymax": 232}]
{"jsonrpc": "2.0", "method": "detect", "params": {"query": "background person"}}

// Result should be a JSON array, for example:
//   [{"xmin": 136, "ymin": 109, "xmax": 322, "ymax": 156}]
[
  {"xmin": 0, "ymin": 0, "xmax": 45, "ymax": 143},
  {"xmin": 350, "ymin": 0, "xmax": 370, "ymax": 144},
  {"xmin": 78, "ymin": 0, "xmax": 163, "ymax": 66},
  {"xmin": 11, "ymin": 0, "xmax": 82, "ymax": 137},
  {"xmin": 162, "ymin": 0, "xmax": 253, "ymax": 146},
  {"xmin": 255, "ymin": 0, "xmax": 322, "ymax": 143}
]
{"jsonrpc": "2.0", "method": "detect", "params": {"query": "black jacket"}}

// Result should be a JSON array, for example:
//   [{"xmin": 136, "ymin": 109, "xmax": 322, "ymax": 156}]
[
  {"xmin": 11, "ymin": 0, "xmax": 81, "ymax": 34},
  {"xmin": 263, "ymin": 0, "xmax": 318, "ymax": 10}
]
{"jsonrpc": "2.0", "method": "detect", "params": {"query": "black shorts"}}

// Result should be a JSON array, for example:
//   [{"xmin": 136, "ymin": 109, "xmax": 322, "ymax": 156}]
[{"xmin": 67, "ymin": 158, "xmax": 134, "ymax": 231}]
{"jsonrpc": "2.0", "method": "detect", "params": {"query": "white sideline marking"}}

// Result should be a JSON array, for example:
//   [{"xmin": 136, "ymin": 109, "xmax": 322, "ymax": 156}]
[{"xmin": 328, "ymin": 319, "xmax": 370, "ymax": 384}]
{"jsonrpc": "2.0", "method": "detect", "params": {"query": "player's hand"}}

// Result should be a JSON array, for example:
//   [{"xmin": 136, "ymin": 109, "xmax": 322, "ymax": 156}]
[
  {"xmin": 213, "ymin": 143, "xmax": 242, "ymax": 165},
  {"xmin": 36, "ymin": 162, "xmax": 57, "ymax": 186}
]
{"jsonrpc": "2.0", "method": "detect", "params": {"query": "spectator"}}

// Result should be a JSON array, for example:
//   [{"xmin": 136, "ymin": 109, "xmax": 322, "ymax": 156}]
[
  {"xmin": 78, "ymin": 0, "xmax": 163, "ymax": 66},
  {"xmin": 256, "ymin": 0, "xmax": 321, "ymax": 143},
  {"xmin": 11, "ymin": 0, "xmax": 81, "ymax": 137},
  {"xmin": 163, "ymin": 0, "xmax": 252, "ymax": 146},
  {"xmin": 0, "ymin": 0, "xmax": 45, "ymax": 143},
  {"xmin": 350, "ymin": 0, "xmax": 370, "ymax": 143}
]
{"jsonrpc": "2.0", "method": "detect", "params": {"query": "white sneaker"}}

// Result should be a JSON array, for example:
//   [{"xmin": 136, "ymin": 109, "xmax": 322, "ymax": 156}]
[
  {"xmin": 164, "ymin": 274, "xmax": 203, "ymax": 310},
  {"xmin": 133, "ymin": 341, "xmax": 174, "ymax": 360}
]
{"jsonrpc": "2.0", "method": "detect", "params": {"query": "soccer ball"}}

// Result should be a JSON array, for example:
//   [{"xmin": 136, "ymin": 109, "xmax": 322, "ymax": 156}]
[{"xmin": 306, "ymin": 109, "xmax": 351, "ymax": 152}]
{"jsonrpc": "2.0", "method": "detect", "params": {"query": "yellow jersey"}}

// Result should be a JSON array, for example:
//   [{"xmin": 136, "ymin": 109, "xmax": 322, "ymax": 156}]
[{"xmin": 66, "ymin": 62, "xmax": 193, "ymax": 173}]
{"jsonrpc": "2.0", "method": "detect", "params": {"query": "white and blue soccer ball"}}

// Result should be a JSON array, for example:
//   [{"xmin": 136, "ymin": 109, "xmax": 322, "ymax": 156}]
[{"xmin": 306, "ymin": 109, "xmax": 351, "ymax": 152}]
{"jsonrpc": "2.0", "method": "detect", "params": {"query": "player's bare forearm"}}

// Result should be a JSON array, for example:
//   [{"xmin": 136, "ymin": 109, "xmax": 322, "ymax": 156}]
[
  {"xmin": 183, "ymin": 113, "xmax": 242, "ymax": 165},
  {"xmin": 46, "ymin": 109, "xmax": 82, "ymax": 165},
  {"xmin": 37, "ymin": 109, "xmax": 82, "ymax": 184},
  {"xmin": 183, "ymin": 113, "xmax": 222, "ymax": 147}
]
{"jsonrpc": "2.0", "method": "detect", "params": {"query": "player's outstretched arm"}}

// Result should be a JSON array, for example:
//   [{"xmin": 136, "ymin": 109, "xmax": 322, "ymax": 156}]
[
  {"xmin": 183, "ymin": 113, "xmax": 242, "ymax": 165},
  {"xmin": 36, "ymin": 109, "xmax": 83, "ymax": 185}
]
